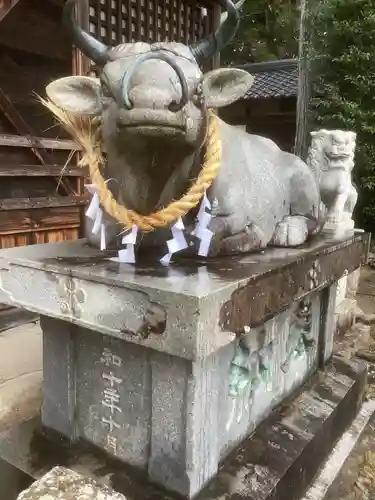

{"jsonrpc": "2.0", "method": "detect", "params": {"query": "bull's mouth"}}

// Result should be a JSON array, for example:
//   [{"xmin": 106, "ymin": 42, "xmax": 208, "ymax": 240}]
[{"xmin": 117, "ymin": 109, "xmax": 186, "ymax": 133}]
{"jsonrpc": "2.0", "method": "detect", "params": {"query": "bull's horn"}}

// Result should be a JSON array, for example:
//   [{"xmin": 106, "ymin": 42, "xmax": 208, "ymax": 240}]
[
  {"xmin": 63, "ymin": 0, "xmax": 110, "ymax": 66},
  {"xmin": 190, "ymin": 0, "xmax": 240, "ymax": 61},
  {"xmin": 220, "ymin": 0, "xmax": 245, "ymax": 23}
]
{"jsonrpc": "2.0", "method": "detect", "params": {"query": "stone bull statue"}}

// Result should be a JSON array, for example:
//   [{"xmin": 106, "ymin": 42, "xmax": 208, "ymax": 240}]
[{"xmin": 46, "ymin": 0, "xmax": 322, "ymax": 257}]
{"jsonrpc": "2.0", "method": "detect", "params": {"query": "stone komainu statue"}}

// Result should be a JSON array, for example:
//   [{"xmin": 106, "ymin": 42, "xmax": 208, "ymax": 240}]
[
  {"xmin": 307, "ymin": 130, "xmax": 357, "ymax": 237},
  {"xmin": 46, "ymin": 0, "xmax": 323, "ymax": 257}
]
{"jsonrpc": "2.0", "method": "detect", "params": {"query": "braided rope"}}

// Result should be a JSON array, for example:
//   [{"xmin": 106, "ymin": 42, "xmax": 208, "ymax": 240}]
[
  {"xmin": 43, "ymin": 97, "xmax": 221, "ymax": 232},
  {"xmin": 84, "ymin": 112, "xmax": 221, "ymax": 232}
]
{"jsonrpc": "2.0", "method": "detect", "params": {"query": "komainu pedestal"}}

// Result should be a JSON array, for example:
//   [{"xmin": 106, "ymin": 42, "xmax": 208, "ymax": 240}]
[{"xmin": 0, "ymin": 234, "xmax": 369, "ymax": 498}]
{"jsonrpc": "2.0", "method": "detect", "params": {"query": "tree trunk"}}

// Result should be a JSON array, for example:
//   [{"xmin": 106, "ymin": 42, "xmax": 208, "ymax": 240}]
[{"xmin": 294, "ymin": 0, "xmax": 311, "ymax": 160}]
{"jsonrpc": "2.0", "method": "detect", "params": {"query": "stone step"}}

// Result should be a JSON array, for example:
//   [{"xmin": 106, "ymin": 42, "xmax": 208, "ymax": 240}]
[
  {"xmin": 302, "ymin": 399, "xmax": 375, "ymax": 500},
  {"xmin": 0, "ymin": 356, "xmax": 367, "ymax": 500}
]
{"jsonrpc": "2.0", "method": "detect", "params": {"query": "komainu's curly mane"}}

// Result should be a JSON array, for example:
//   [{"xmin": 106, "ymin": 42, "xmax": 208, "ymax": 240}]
[{"xmin": 307, "ymin": 130, "xmax": 329, "ymax": 181}]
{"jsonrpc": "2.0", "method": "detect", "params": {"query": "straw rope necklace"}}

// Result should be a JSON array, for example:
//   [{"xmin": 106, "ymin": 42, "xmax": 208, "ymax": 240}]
[{"xmin": 43, "ymin": 98, "xmax": 222, "ymax": 234}]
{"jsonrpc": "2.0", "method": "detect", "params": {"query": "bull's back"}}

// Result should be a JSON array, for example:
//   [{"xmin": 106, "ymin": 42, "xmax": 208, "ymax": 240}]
[{"xmin": 214, "ymin": 121, "xmax": 291, "ymax": 239}]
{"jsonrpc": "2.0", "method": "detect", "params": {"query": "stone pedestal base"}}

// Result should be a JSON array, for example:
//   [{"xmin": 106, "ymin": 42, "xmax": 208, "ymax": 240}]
[
  {"xmin": 0, "ymin": 234, "xmax": 369, "ymax": 498},
  {"xmin": 39, "ymin": 303, "xmax": 322, "ymax": 498},
  {"xmin": 0, "ymin": 357, "xmax": 367, "ymax": 500}
]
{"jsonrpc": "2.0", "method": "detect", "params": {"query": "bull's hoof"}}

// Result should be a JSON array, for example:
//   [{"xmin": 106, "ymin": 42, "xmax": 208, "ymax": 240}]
[
  {"xmin": 207, "ymin": 234, "xmax": 223, "ymax": 257},
  {"xmin": 208, "ymin": 223, "xmax": 268, "ymax": 256},
  {"xmin": 270, "ymin": 216, "xmax": 309, "ymax": 247}
]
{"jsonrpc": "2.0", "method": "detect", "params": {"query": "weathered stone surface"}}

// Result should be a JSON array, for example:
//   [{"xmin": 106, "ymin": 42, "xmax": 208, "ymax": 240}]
[
  {"xmin": 336, "ymin": 272, "xmax": 349, "ymax": 308},
  {"xmin": 197, "ymin": 357, "xmax": 367, "ymax": 500},
  {"xmin": 335, "ymin": 298, "xmax": 357, "ymax": 335},
  {"xmin": 302, "ymin": 399, "xmax": 375, "ymax": 500},
  {"xmin": 334, "ymin": 266, "xmax": 362, "ymax": 337},
  {"xmin": 346, "ymin": 268, "xmax": 361, "ymax": 299},
  {"xmin": 321, "ymin": 283, "xmax": 338, "ymax": 363},
  {"xmin": 17, "ymin": 466, "xmax": 126, "ymax": 499},
  {"xmin": 0, "ymin": 235, "xmax": 369, "ymax": 360},
  {"xmin": 219, "ymin": 235, "xmax": 368, "ymax": 334},
  {"xmin": 368, "ymin": 252, "xmax": 375, "ymax": 268},
  {"xmin": 353, "ymin": 306, "xmax": 375, "ymax": 325},
  {"xmin": 359, "ymin": 313, "xmax": 375, "ymax": 324},
  {"xmin": 40, "ymin": 294, "xmax": 321, "ymax": 498},
  {"xmin": 334, "ymin": 322, "xmax": 371, "ymax": 359},
  {"xmin": 0, "ymin": 235, "xmax": 369, "ymax": 497},
  {"xmin": 0, "ymin": 357, "xmax": 366, "ymax": 500}
]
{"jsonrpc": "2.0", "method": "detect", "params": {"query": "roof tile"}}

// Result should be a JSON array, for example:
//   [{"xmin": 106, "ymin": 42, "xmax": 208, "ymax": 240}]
[{"xmin": 237, "ymin": 60, "xmax": 299, "ymax": 100}]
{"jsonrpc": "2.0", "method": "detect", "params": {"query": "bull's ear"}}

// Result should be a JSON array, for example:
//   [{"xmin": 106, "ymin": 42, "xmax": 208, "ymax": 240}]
[
  {"xmin": 200, "ymin": 68, "xmax": 254, "ymax": 108},
  {"xmin": 46, "ymin": 76, "xmax": 101, "ymax": 115}
]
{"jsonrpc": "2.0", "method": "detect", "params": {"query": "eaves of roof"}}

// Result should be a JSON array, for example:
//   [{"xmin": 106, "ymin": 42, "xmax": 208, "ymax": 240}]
[{"xmin": 236, "ymin": 59, "xmax": 299, "ymax": 99}]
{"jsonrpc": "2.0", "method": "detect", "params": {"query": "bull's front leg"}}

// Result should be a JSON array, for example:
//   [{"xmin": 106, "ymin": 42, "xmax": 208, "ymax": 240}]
[{"xmin": 207, "ymin": 216, "xmax": 269, "ymax": 257}]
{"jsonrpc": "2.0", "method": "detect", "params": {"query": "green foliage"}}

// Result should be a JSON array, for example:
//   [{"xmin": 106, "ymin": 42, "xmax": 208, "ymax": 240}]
[
  {"xmin": 310, "ymin": 0, "xmax": 375, "ymax": 229},
  {"xmin": 221, "ymin": 0, "xmax": 299, "ymax": 65}
]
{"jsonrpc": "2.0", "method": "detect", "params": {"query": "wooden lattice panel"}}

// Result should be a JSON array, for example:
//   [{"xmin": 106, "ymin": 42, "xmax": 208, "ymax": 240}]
[{"xmin": 88, "ymin": 0, "xmax": 215, "ymax": 46}]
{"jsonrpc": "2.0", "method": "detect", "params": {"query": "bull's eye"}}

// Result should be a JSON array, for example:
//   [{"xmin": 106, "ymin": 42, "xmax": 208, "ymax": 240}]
[{"xmin": 193, "ymin": 83, "xmax": 205, "ymax": 107}]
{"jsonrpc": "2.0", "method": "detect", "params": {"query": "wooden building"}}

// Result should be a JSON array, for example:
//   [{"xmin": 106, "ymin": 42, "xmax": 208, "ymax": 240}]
[
  {"xmin": 0, "ymin": 0, "xmax": 220, "ymax": 251},
  {"xmin": 220, "ymin": 59, "xmax": 298, "ymax": 152},
  {"xmin": 0, "ymin": 0, "xmax": 81, "ymax": 250}
]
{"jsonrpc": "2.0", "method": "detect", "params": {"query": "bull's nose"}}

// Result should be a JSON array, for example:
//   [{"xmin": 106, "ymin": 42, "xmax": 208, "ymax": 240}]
[
  {"xmin": 127, "ymin": 85, "xmax": 179, "ymax": 110},
  {"xmin": 120, "ymin": 52, "xmax": 189, "ymax": 111}
]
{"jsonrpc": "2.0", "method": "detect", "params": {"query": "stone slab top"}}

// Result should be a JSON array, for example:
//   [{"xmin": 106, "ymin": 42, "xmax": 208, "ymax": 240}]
[
  {"xmin": 0, "ymin": 233, "xmax": 369, "ymax": 359},
  {"xmin": 0, "ymin": 233, "xmax": 370, "ymax": 300}
]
